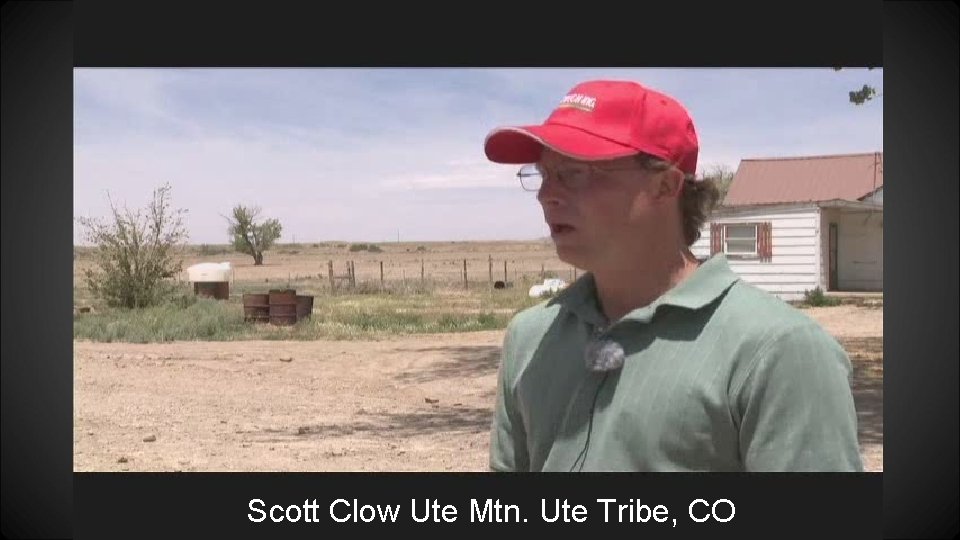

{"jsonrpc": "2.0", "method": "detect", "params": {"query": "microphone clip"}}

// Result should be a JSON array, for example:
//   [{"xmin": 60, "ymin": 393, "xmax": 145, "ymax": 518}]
[{"xmin": 585, "ymin": 332, "xmax": 625, "ymax": 372}]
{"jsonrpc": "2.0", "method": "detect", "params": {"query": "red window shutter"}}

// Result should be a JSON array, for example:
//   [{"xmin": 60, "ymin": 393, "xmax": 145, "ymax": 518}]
[
  {"xmin": 768, "ymin": 222, "xmax": 774, "ymax": 261},
  {"xmin": 756, "ymin": 223, "xmax": 765, "ymax": 261},
  {"xmin": 710, "ymin": 223, "xmax": 722, "ymax": 255},
  {"xmin": 760, "ymin": 222, "xmax": 773, "ymax": 261}
]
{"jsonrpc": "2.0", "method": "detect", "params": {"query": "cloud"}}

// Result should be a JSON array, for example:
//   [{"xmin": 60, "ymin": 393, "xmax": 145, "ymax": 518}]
[{"xmin": 376, "ymin": 161, "xmax": 517, "ymax": 192}]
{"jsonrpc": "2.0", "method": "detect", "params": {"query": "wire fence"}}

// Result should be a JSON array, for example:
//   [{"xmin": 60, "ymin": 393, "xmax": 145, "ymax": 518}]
[{"xmin": 222, "ymin": 256, "xmax": 582, "ymax": 296}]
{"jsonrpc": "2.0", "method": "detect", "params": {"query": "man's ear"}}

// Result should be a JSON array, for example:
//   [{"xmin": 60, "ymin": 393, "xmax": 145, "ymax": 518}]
[{"xmin": 655, "ymin": 168, "xmax": 684, "ymax": 199}]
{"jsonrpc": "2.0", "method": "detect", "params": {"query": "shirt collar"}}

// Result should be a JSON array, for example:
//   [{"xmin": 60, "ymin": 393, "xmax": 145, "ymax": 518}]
[{"xmin": 547, "ymin": 254, "xmax": 740, "ymax": 326}]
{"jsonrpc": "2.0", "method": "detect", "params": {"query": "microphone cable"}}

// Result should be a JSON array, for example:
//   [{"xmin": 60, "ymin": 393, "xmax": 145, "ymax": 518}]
[{"xmin": 569, "ymin": 370, "xmax": 612, "ymax": 472}]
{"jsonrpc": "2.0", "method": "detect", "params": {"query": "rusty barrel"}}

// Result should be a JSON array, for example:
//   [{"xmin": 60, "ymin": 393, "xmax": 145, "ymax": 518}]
[
  {"xmin": 269, "ymin": 289, "xmax": 298, "ymax": 326},
  {"xmin": 242, "ymin": 293, "xmax": 270, "ymax": 323},
  {"xmin": 296, "ymin": 295, "xmax": 314, "ymax": 320}
]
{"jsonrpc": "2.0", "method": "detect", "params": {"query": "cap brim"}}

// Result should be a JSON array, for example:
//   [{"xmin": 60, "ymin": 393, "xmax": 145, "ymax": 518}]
[{"xmin": 484, "ymin": 124, "xmax": 638, "ymax": 164}]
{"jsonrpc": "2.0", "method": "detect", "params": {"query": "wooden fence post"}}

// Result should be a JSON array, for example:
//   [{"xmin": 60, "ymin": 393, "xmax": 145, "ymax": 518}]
[
  {"xmin": 380, "ymin": 260, "xmax": 384, "ymax": 291},
  {"xmin": 328, "ymin": 260, "xmax": 334, "ymax": 291},
  {"xmin": 463, "ymin": 259, "xmax": 468, "ymax": 290}
]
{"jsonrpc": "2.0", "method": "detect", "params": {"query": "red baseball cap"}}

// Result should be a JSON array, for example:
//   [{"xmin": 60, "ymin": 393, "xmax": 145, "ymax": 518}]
[{"xmin": 484, "ymin": 80, "xmax": 699, "ymax": 175}]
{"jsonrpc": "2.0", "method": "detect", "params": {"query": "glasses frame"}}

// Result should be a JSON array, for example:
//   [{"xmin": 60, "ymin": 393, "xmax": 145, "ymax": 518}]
[{"xmin": 516, "ymin": 162, "xmax": 645, "ymax": 192}]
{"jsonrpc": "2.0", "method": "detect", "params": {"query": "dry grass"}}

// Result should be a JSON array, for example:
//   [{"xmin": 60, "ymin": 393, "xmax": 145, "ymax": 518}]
[
  {"xmin": 73, "ymin": 277, "xmax": 546, "ymax": 343},
  {"xmin": 74, "ymin": 240, "xmax": 574, "ymax": 343}
]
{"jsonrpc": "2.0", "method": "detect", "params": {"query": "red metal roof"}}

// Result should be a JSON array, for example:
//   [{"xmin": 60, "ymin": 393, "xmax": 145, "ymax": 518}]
[{"xmin": 723, "ymin": 152, "xmax": 883, "ymax": 206}]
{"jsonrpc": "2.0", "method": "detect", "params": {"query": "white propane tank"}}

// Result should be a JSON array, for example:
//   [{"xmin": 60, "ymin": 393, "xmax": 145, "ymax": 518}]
[{"xmin": 187, "ymin": 262, "xmax": 233, "ymax": 283}]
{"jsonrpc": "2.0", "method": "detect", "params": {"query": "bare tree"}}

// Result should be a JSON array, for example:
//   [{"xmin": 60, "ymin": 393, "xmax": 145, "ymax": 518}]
[
  {"xmin": 76, "ymin": 183, "xmax": 189, "ymax": 308},
  {"xmin": 225, "ymin": 205, "xmax": 282, "ymax": 265},
  {"xmin": 701, "ymin": 164, "xmax": 736, "ymax": 205}
]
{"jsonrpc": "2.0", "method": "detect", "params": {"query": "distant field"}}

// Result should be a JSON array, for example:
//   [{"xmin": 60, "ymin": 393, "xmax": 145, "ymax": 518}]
[
  {"xmin": 74, "ymin": 240, "xmax": 580, "ymax": 300},
  {"xmin": 73, "ymin": 240, "xmax": 576, "ymax": 342}
]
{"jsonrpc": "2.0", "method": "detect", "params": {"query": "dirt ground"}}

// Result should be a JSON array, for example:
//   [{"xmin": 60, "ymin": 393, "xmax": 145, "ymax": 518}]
[{"xmin": 74, "ymin": 304, "xmax": 882, "ymax": 472}]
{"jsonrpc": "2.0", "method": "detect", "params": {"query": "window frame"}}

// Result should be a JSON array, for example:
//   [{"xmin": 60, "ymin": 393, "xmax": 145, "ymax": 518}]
[{"xmin": 723, "ymin": 223, "xmax": 760, "ymax": 258}]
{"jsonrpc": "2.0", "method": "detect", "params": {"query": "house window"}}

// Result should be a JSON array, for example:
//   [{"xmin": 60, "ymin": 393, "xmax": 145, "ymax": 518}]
[
  {"xmin": 710, "ymin": 221, "xmax": 773, "ymax": 261},
  {"xmin": 725, "ymin": 224, "xmax": 758, "ymax": 256}
]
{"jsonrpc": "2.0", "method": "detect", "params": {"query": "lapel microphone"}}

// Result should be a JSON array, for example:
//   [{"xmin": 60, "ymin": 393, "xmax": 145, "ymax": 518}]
[{"xmin": 585, "ymin": 331, "xmax": 626, "ymax": 372}]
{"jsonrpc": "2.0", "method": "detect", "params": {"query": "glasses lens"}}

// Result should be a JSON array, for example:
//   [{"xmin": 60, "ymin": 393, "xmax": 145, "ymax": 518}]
[
  {"xmin": 557, "ymin": 166, "xmax": 591, "ymax": 190},
  {"xmin": 517, "ymin": 164, "xmax": 542, "ymax": 191}
]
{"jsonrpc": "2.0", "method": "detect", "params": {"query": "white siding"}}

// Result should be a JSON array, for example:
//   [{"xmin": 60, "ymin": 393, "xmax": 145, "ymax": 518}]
[
  {"xmin": 690, "ymin": 231, "xmax": 712, "ymax": 260},
  {"xmin": 694, "ymin": 205, "xmax": 822, "ymax": 301},
  {"xmin": 768, "ymin": 236, "xmax": 819, "ymax": 247}
]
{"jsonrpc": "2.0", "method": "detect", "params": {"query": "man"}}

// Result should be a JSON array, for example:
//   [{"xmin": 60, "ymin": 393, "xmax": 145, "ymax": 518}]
[{"xmin": 483, "ymin": 79, "xmax": 863, "ymax": 472}]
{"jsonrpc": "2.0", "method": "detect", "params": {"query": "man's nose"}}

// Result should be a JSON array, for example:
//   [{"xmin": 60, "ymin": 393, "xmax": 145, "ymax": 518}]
[{"xmin": 536, "ymin": 175, "xmax": 566, "ymax": 207}]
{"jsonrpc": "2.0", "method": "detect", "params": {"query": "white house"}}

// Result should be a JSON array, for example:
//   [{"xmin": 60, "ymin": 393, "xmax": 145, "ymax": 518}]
[{"xmin": 691, "ymin": 152, "xmax": 883, "ymax": 301}]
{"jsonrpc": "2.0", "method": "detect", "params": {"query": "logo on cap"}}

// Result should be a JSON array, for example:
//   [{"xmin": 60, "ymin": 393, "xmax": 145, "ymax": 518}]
[{"xmin": 558, "ymin": 93, "xmax": 597, "ymax": 112}]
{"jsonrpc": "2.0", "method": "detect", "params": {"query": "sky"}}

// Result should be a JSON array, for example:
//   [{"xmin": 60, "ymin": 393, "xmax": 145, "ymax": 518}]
[{"xmin": 73, "ymin": 68, "xmax": 883, "ymax": 245}]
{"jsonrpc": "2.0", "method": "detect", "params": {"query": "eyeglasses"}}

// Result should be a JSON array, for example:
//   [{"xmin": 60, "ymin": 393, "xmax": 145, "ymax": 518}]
[{"xmin": 516, "ymin": 162, "xmax": 643, "ymax": 192}]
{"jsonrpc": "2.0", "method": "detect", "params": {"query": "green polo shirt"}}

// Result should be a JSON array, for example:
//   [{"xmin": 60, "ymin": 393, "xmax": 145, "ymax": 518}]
[{"xmin": 489, "ymin": 254, "xmax": 863, "ymax": 472}]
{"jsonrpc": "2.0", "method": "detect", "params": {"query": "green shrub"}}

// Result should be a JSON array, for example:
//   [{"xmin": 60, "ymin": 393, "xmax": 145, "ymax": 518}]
[
  {"xmin": 75, "ymin": 183, "xmax": 189, "ymax": 309},
  {"xmin": 803, "ymin": 287, "xmax": 842, "ymax": 307}
]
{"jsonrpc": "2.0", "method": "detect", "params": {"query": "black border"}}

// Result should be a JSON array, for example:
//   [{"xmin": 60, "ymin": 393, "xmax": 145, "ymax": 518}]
[
  {"xmin": 72, "ymin": 472, "xmax": 882, "ymax": 538},
  {"xmin": 73, "ymin": 1, "xmax": 882, "ymax": 67},
  {"xmin": 882, "ymin": 1, "xmax": 959, "ymax": 538},
  {"xmin": 1, "ymin": 1, "xmax": 74, "ymax": 538},
  {"xmin": 3, "ymin": 0, "xmax": 959, "ymax": 538}
]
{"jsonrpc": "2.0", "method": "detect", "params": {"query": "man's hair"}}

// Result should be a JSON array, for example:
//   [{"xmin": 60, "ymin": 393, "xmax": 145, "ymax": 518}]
[{"xmin": 636, "ymin": 153, "xmax": 721, "ymax": 246}]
